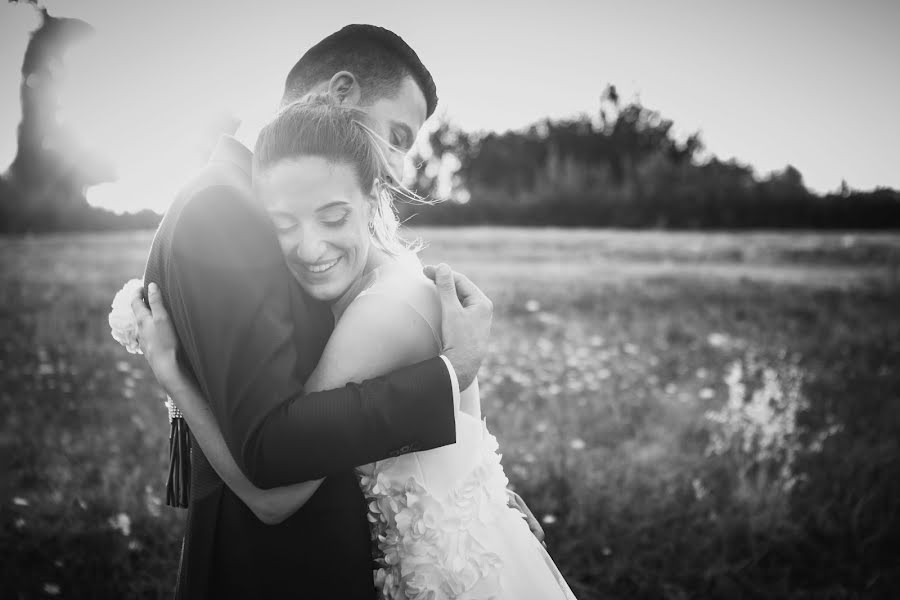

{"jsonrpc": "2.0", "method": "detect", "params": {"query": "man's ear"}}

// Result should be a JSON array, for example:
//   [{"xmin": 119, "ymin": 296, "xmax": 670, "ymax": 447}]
[{"xmin": 328, "ymin": 71, "xmax": 362, "ymax": 106}]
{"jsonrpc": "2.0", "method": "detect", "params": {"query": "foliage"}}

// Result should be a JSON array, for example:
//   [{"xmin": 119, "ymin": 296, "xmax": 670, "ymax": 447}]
[
  {"xmin": 406, "ymin": 86, "xmax": 900, "ymax": 229},
  {"xmin": 1, "ymin": 6, "xmax": 161, "ymax": 234}
]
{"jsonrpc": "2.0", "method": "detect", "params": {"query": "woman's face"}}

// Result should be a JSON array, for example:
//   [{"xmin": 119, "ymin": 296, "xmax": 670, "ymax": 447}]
[{"xmin": 256, "ymin": 156, "xmax": 373, "ymax": 302}]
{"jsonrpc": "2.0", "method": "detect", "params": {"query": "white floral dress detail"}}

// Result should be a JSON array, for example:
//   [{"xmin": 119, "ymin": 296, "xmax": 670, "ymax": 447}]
[
  {"xmin": 351, "ymin": 255, "xmax": 578, "ymax": 600},
  {"xmin": 362, "ymin": 419, "xmax": 509, "ymax": 599}
]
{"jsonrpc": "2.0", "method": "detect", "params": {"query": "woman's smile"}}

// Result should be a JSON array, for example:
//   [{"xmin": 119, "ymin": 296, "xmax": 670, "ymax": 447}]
[{"xmin": 303, "ymin": 256, "xmax": 343, "ymax": 274}]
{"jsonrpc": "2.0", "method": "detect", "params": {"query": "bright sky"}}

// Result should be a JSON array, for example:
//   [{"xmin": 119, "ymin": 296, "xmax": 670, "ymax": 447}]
[{"xmin": 1, "ymin": 0, "xmax": 898, "ymax": 213}]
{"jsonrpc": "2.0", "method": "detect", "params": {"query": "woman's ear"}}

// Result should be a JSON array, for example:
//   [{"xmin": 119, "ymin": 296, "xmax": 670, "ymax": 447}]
[
  {"xmin": 328, "ymin": 71, "xmax": 362, "ymax": 106},
  {"xmin": 365, "ymin": 187, "xmax": 380, "ymax": 225},
  {"xmin": 367, "ymin": 192, "xmax": 377, "ymax": 221}
]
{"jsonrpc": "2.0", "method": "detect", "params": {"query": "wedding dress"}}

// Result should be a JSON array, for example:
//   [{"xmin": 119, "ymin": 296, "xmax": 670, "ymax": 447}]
[{"xmin": 350, "ymin": 254, "xmax": 578, "ymax": 600}]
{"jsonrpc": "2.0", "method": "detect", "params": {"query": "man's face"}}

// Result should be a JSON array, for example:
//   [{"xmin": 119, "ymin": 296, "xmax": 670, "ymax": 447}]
[{"xmin": 359, "ymin": 75, "xmax": 428, "ymax": 183}]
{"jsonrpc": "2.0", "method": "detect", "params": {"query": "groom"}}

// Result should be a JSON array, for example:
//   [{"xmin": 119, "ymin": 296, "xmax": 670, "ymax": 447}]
[{"xmin": 143, "ymin": 25, "xmax": 535, "ymax": 599}]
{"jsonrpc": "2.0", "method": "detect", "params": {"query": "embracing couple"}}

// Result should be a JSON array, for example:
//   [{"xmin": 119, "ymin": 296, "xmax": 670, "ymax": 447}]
[{"xmin": 126, "ymin": 25, "xmax": 577, "ymax": 599}]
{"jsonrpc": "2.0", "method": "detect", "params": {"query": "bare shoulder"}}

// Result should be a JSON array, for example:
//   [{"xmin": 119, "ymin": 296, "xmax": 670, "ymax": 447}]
[
  {"xmin": 312, "ymin": 289, "xmax": 441, "ymax": 388},
  {"xmin": 336, "ymin": 289, "xmax": 437, "ymax": 353},
  {"xmin": 361, "ymin": 257, "xmax": 442, "ymax": 342}
]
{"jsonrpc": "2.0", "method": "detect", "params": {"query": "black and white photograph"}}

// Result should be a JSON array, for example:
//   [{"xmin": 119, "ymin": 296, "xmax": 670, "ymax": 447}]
[{"xmin": 1, "ymin": 0, "xmax": 899, "ymax": 598}]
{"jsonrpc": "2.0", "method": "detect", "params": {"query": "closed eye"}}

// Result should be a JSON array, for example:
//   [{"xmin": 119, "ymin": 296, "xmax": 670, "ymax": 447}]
[
  {"xmin": 317, "ymin": 203, "xmax": 351, "ymax": 227},
  {"xmin": 391, "ymin": 128, "xmax": 412, "ymax": 152},
  {"xmin": 269, "ymin": 212, "xmax": 297, "ymax": 232},
  {"xmin": 322, "ymin": 214, "xmax": 349, "ymax": 228}
]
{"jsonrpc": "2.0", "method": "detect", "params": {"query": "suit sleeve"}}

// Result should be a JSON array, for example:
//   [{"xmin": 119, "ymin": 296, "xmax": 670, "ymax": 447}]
[{"xmin": 162, "ymin": 185, "xmax": 457, "ymax": 487}]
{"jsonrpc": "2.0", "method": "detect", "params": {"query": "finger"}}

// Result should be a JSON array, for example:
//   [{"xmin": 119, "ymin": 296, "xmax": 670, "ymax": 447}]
[
  {"xmin": 422, "ymin": 264, "xmax": 437, "ymax": 281},
  {"xmin": 529, "ymin": 518, "xmax": 546, "ymax": 543},
  {"xmin": 451, "ymin": 271, "xmax": 489, "ymax": 310},
  {"xmin": 147, "ymin": 283, "xmax": 169, "ymax": 321},
  {"xmin": 130, "ymin": 291, "xmax": 151, "ymax": 323},
  {"xmin": 433, "ymin": 264, "xmax": 462, "ymax": 310},
  {"xmin": 524, "ymin": 512, "xmax": 544, "ymax": 542},
  {"xmin": 510, "ymin": 491, "xmax": 544, "ymax": 542}
]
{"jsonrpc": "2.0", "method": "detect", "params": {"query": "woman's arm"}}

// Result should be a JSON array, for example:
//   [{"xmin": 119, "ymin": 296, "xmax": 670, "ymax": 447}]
[
  {"xmin": 132, "ymin": 283, "xmax": 322, "ymax": 525},
  {"xmin": 240, "ymin": 289, "xmax": 442, "ymax": 519},
  {"xmin": 132, "ymin": 280, "xmax": 444, "ymax": 524},
  {"xmin": 305, "ymin": 292, "xmax": 441, "ymax": 393},
  {"xmin": 164, "ymin": 375, "xmax": 323, "ymax": 525},
  {"xmin": 148, "ymin": 289, "xmax": 439, "ymax": 523}
]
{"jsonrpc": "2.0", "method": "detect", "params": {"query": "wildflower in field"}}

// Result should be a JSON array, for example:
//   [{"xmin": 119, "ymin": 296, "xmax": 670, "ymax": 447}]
[
  {"xmin": 699, "ymin": 388, "xmax": 715, "ymax": 400},
  {"xmin": 569, "ymin": 438, "xmax": 586, "ymax": 450},
  {"xmin": 536, "ymin": 312, "xmax": 563, "ymax": 326},
  {"xmin": 542, "ymin": 514, "xmax": 557, "ymax": 525},
  {"xmin": 109, "ymin": 512, "xmax": 132, "ymax": 536},
  {"xmin": 704, "ymin": 353, "xmax": 840, "ymax": 498},
  {"xmin": 525, "ymin": 299, "xmax": 541, "ymax": 312},
  {"xmin": 12, "ymin": 497, "xmax": 28, "ymax": 506},
  {"xmin": 691, "ymin": 478, "xmax": 709, "ymax": 501},
  {"xmin": 42, "ymin": 583, "xmax": 61, "ymax": 596},
  {"xmin": 707, "ymin": 332, "xmax": 730, "ymax": 348}
]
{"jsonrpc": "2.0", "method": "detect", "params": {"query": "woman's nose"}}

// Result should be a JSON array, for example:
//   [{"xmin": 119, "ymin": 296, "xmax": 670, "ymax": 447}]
[{"xmin": 293, "ymin": 227, "xmax": 326, "ymax": 263}]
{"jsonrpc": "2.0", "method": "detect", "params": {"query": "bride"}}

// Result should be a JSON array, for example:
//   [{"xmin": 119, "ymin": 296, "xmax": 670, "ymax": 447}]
[{"xmin": 130, "ymin": 95, "xmax": 577, "ymax": 600}]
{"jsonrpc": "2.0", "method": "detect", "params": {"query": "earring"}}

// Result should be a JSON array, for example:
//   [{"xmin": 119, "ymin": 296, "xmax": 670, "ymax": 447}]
[{"xmin": 368, "ymin": 220, "xmax": 376, "ymax": 235}]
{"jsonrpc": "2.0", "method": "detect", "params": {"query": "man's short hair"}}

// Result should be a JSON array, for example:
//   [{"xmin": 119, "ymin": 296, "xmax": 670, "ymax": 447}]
[{"xmin": 282, "ymin": 24, "xmax": 438, "ymax": 117}]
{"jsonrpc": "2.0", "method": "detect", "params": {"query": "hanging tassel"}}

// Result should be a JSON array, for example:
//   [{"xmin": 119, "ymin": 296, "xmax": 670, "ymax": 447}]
[{"xmin": 165, "ymin": 397, "xmax": 191, "ymax": 508}]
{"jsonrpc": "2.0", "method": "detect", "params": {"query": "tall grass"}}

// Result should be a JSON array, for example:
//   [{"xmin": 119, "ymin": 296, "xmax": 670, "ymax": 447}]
[{"xmin": 2, "ymin": 228, "xmax": 899, "ymax": 599}]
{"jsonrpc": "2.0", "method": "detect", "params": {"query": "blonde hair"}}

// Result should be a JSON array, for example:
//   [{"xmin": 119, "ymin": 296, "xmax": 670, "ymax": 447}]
[{"xmin": 253, "ymin": 94, "xmax": 432, "ymax": 255}]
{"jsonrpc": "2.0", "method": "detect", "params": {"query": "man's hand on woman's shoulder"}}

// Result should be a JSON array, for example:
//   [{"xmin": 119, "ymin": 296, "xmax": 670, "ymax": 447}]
[{"xmin": 423, "ymin": 264, "xmax": 492, "ymax": 390}]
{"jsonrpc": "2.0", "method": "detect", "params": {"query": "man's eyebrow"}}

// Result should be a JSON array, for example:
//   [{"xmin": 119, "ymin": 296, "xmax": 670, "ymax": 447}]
[{"xmin": 316, "ymin": 201, "xmax": 351, "ymax": 212}]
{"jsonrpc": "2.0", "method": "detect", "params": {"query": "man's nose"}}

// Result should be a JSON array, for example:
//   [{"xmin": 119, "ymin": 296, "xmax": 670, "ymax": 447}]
[{"xmin": 387, "ymin": 153, "xmax": 405, "ymax": 185}]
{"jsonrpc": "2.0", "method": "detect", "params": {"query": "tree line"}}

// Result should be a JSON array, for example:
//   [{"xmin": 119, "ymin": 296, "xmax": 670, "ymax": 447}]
[{"xmin": 402, "ymin": 85, "xmax": 900, "ymax": 229}]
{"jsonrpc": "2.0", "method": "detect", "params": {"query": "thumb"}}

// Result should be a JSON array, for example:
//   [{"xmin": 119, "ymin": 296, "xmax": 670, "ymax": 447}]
[
  {"xmin": 147, "ymin": 282, "xmax": 168, "ymax": 320},
  {"xmin": 433, "ymin": 264, "xmax": 461, "ymax": 309}
]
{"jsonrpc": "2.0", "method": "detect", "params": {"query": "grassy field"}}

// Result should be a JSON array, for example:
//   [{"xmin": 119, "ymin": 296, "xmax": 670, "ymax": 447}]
[{"xmin": 2, "ymin": 227, "xmax": 900, "ymax": 599}]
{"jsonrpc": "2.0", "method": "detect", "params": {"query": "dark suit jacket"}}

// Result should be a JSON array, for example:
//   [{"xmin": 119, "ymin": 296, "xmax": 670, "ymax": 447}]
[{"xmin": 143, "ymin": 137, "xmax": 457, "ymax": 599}]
